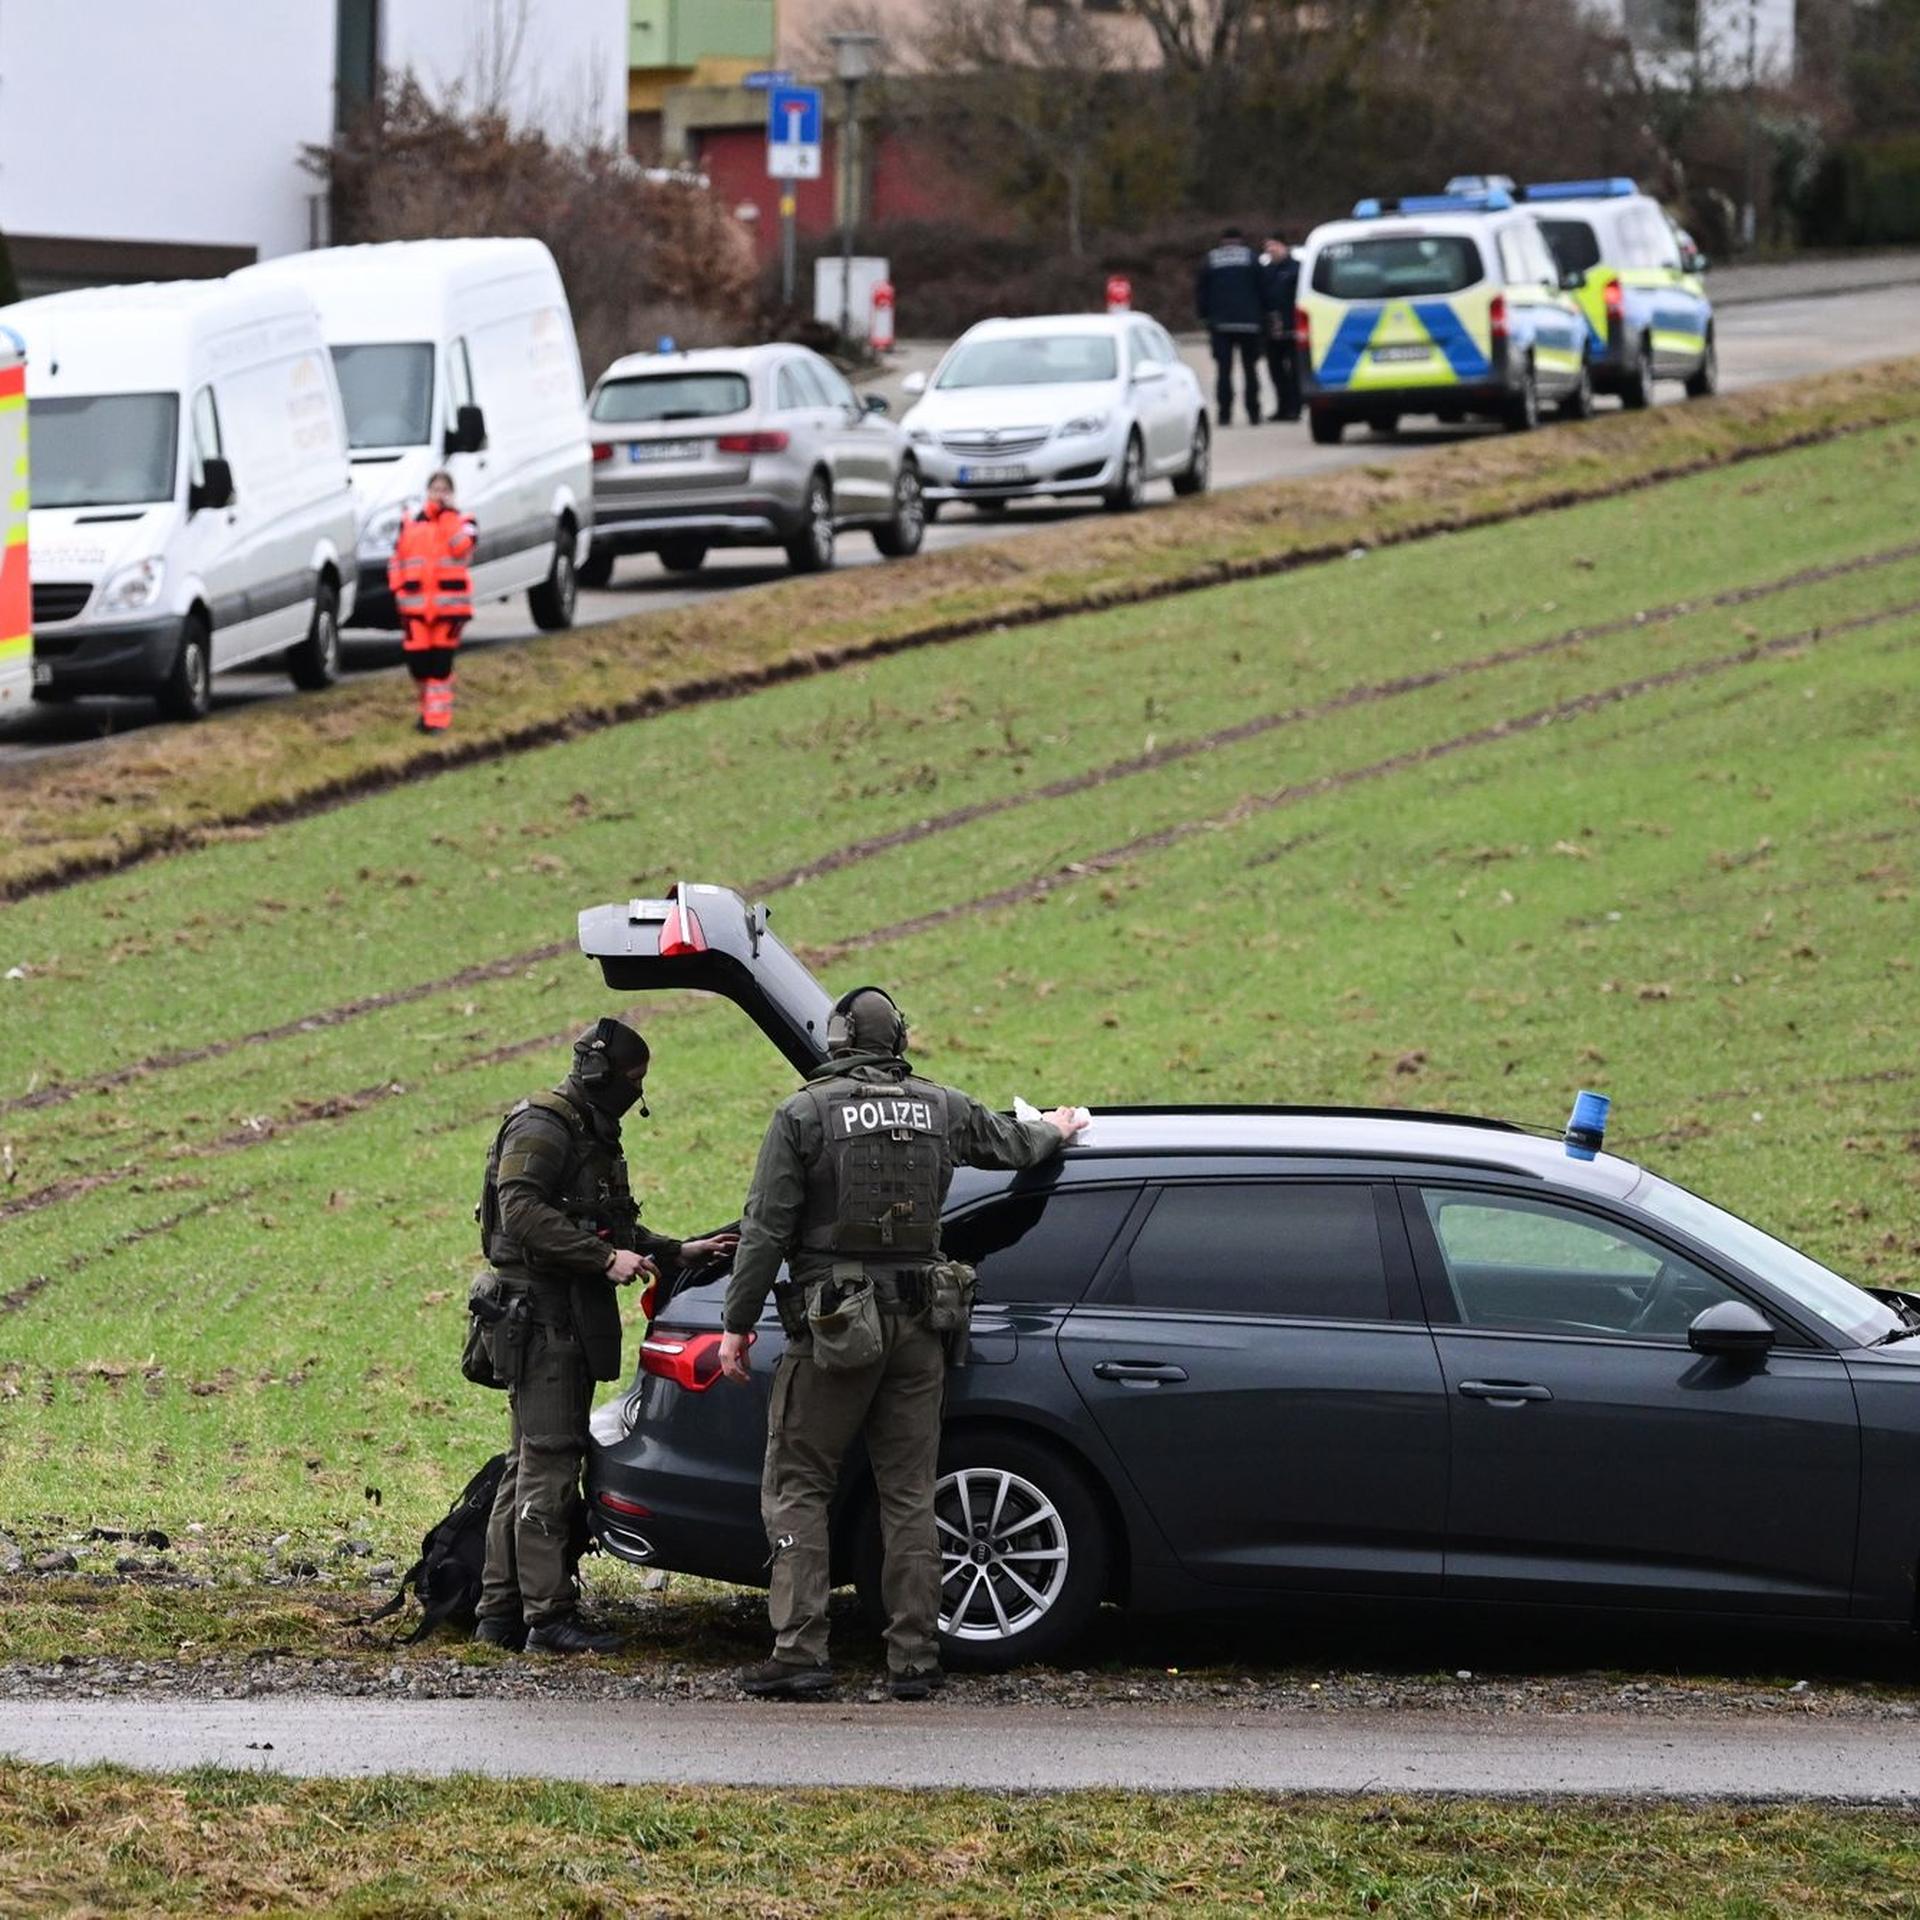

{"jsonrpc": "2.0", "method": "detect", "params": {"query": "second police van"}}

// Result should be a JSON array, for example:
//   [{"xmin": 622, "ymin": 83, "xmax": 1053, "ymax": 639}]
[
  {"xmin": 1522, "ymin": 178, "xmax": 1717, "ymax": 407},
  {"xmin": 1295, "ymin": 184, "xmax": 1591, "ymax": 442}
]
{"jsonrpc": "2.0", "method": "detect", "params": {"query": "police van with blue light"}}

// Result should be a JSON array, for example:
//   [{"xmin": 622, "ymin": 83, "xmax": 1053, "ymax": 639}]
[
  {"xmin": 1295, "ymin": 183, "xmax": 1591, "ymax": 443},
  {"xmin": 1521, "ymin": 178, "xmax": 1716, "ymax": 407}
]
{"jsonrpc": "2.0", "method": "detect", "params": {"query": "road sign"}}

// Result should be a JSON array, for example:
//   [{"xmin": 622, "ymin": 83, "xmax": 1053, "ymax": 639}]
[
  {"xmin": 742, "ymin": 69, "xmax": 795, "ymax": 91},
  {"xmin": 766, "ymin": 83, "xmax": 823, "ymax": 181}
]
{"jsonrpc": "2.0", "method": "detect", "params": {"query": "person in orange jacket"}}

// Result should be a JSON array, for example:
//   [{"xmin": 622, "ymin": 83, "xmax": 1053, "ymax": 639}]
[{"xmin": 388, "ymin": 469, "xmax": 476, "ymax": 733}]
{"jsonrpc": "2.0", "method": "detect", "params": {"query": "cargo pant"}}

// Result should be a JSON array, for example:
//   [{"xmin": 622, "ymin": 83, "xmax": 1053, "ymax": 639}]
[
  {"xmin": 761, "ymin": 1304, "xmax": 947, "ymax": 1675},
  {"xmin": 477, "ymin": 1318, "xmax": 590, "ymax": 1628}
]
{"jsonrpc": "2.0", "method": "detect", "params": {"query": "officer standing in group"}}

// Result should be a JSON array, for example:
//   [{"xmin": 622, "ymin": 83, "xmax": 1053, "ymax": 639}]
[
  {"xmin": 717, "ymin": 987, "xmax": 1087, "ymax": 1700},
  {"xmin": 473, "ymin": 1018, "xmax": 735, "ymax": 1653},
  {"xmin": 1195, "ymin": 224, "xmax": 1271, "ymax": 427},
  {"xmin": 1259, "ymin": 232, "xmax": 1302, "ymax": 423},
  {"xmin": 388, "ymin": 468, "xmax": 473, "ymax": 734}
]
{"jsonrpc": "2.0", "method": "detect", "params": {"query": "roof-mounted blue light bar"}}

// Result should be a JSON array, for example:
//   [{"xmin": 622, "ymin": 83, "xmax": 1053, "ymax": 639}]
[
  {"xmin": 1525, "ymin": 178, "xmax": 1638, "ymax": 202},
  {"xmin": 1564, "ymin": 1089, "xmax": 1612, "ymax": 1161},
  {"xmin": 1352, "ymin": 189, "xmax": 1512, "ymax": 218}
]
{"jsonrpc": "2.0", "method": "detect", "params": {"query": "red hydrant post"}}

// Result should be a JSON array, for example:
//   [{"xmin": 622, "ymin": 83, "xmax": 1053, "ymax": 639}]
[
  {"xmin": 869, "ymin": 280, "xmax": 896, "ymax": 352},
  {"xmin": 1105, "ymin": 274, "xmax": 1132, "ymax": 314}
]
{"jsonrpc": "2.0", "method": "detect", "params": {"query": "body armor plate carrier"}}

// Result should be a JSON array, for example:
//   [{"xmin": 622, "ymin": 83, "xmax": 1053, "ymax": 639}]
[
  {"xmin": 477, "ymin": 1090, "xmax": 638, "ymax": 1269},
  {"xmin": 800, "ymin": 1075, "xmax": 953, "ymax": 1259}
]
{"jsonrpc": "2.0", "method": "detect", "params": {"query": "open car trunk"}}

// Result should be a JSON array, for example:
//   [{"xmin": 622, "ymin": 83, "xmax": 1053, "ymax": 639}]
[{"xmin": 577, "ymin": 882, "xmax": 832, "ymax": 1073}]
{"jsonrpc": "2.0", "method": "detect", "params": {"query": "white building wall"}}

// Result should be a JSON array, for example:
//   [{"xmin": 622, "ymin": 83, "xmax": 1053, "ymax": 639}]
[
  {"xmin": 1585, "ymin": 0, "xmax": 1796, "ymax": 84},
  {"xmin": 382, "ymin": 0, "xmax": 628, "ymax": 149},
  {"xmin": 0, "ymin": 1, "xmax": 336, "ymax": 262}
]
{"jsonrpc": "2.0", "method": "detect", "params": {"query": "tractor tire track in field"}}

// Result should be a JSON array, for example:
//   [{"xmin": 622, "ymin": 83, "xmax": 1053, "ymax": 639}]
[
  {"xmin": 8, "ymin": 405, "xmax": 1916, "ymax": 908},
  {"xmin": 8, "ymin": 541, "xmax": 1915, "ymax": 1126},
  {"xmin": 5, "ymin": 600, "xmax": 1915, "ymax": 1226},
  {"xmin": 755, "ymin": 539, "xmax": 1920, "ymax": 897},
  {"xmin": 1, "ymin": 1195, "xmax": 237, "ymax": 1315},
  {"xmin": 812, "ymin": 598, "xmax": 1920, "ymax": 964}
]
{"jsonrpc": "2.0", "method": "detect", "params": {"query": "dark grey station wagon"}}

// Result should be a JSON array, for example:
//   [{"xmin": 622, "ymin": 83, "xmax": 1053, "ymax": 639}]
[{"xmin": 578, "ymin": 885, "xmax": 1920, "ymax": 1670}]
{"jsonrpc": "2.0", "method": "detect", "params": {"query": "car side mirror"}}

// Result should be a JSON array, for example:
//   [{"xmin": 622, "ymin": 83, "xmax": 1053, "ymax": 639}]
[
  {"xmin": 1688, "ymin": 1300, "xmax": 1775, "ymax": 1359},
  {"xmin": 863, "ymin": 392, "xmax": 890, "ymax": 416},
  {"xmin": 188, "ymin": 455, "xmax": 234, "ymax": 513},
  {"xmin": 446, "ymin": 403, "xmax": 487, "ymax": 455},
  {"xmin": 1132, "ymin": 362, "xmax": 1166, "ymax": 383},
  {"xmin": 1684, "ymin": 248, "xmax": 1709, "ymax": 274},
  {"xmin": 901, "ymin": 370, "xmax": 929, "ymax": 396},
  {"xmin": 1561, "ymin": 268, "xmax": 1586, "ymax": 292}
]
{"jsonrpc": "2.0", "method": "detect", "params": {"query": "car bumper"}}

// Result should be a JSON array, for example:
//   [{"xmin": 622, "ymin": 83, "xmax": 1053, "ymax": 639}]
[
  {"xmin": 591, "ymin": 500, "xmax": 805, "ymax": 552},
  {"xmin": 1305, "ymin": 381, "xmax": 1517, "ymax": 420},
  {"xmin": 914, "ymin": 434, "xmax": 1123, "ymax": 503},
  {"xmin": 30, "ymin": 613, "xmax": 184, "ymax": 693}
]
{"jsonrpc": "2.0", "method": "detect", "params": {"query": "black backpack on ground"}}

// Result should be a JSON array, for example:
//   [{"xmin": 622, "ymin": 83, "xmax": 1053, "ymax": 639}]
[{"xmin": 360, "ymin": 1453, "xmax": 594, "ymax": 1644}]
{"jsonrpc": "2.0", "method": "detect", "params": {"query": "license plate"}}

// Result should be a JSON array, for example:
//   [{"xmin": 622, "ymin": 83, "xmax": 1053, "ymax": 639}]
[
  {"xmin": 31, "ymin": 660, "xmax": 51, "ymax": 687},
  {"xmin": 629, "ymin": 439, "xmax": 703, "ymax": 463},
  {"xmin": 1370, "ymin": 344, "xmax": 1432, "ymax": 364},
  {"xmin": 958, "ymin": 463, "xmax": 1030, "ymax": 485}
]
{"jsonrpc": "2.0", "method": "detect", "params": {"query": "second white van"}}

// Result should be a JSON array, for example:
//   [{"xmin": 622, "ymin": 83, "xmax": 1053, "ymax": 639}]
[
  {"xmin": 239, "ymin": 239, "xmax": 592, "ymax": 634},
  {"xmin": 4, "ymin": 278, "xmax": 358, "ymax": 719}
]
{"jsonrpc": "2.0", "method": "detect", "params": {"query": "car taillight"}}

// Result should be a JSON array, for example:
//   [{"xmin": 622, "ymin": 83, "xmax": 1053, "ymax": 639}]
[
  {"xmin": 1293, "ymin": 304, "xmax": 1310, "ymax": 352},
  {"xmin": 658, "ymin": 889, "xmax": 707, "ymax": 957},
  {"xmin": 640, "ymin": 1329, "xmax": 744, "ymax": 1391},
  {"xmin": 715, "ymin": 430, "xmax": 789, "ymax": 454},
  {"xmin": 1489, "ymin": 294, "xmax": 1509, "ymax": 345},
  {"xmin": 1603, "ymin": 275, "xmax": 1624, "ymax": 318},
  {"xmin": 597, "ymin": 1489, "xmax": 652, "ymax": 1517},
  {"xmin": 591, "ymin": 442, "xmax": 614, "ymax": 463},
  {"xmin": 637, "ymin": 1277, "xmax": 658, "ymax": 1321}
]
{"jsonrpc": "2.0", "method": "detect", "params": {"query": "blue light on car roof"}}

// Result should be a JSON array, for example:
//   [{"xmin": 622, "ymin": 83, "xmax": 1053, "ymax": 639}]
[
  {"xmin": 1525, "ymin": 178, "xmax": 1638, "ymax": 202},
  {"xmin": 1564, "ymin": 1089, "xmax": 1611, "ymax": 1161},
  {"xmin": 1401, "ymin": 190, "xmax": 1513, "ymax": 213},
  {"xmin": 1352, "ymin": 198, "xmax": 1383, "ymax": 217}
]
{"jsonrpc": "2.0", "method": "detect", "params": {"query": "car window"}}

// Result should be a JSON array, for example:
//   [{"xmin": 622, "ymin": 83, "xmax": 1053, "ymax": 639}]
[
  {"xmin": 1149, "ymin": 323, "xmax": 1179, "ymax": 362},
  {"xmin": 1311, "ymin": 235, "xmax": 1483, "ymax": 299},
  {"xmin": 943, "ymin": 1186, "xmax": 1136, "ymax": 1306},
  {"xmin": 936, "ymin": 334, "xmax": 1118, "ymax": 388},
  {"xmin": 1127, "ymin": 323, "xmax": 1158, "ymax": 369},
  {"xmin": 1106, "ymin": 1184, "xmax": 1391, "ymax": 1321},
  {"xmin": 592, "ymin": 372, "xmax": 750, "ymax": 423},
  {"xmin": 1536, "ymin": 218, "xmax": 1602, "ymax": 276},
  {"xmin": 1524, "ymin": 225, "xmax": 1561, "ymax": 284},
  {"xmin": 1419, "ymin": 1189, "xmax": 1744, "ymax": 1341},
  {"xmin": 791, "ymin": 358, "xmax": 838, "ymax": 408},
  {"xmin": 444, "ymin": 337, "xmax": 475, "ymax": 422},
  {"xmin": 189, "ymin": 384, "xmax": 223, "ymax": 483},
  {"xmin": 808, "ymin": 356, "xmax": 859, "ymax": 412}
]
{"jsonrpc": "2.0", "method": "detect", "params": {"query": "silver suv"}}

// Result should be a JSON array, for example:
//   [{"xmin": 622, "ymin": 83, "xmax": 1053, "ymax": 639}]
[{"xmin": 581, "ymin": 344, "xmax": 924, "ymax": 582}]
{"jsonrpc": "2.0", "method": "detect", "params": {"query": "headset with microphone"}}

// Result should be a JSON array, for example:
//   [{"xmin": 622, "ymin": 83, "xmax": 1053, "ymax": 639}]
[
  {"xmin": 825, "ymin": 985, "xmax": 908, "ymax": 1058},
  {"xmin": 575, "ymin": 1017, "xmax": 651, "ymax": 1117}
]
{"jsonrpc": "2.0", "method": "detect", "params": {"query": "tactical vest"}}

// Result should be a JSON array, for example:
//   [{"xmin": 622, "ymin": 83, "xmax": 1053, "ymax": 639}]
[
  {"xmin": 477, "ymin": 1090, "xmax": 638, "ymax": 1272},
  {"xmin": 799, "ymin": 1073, "xmax": 953, "ymax": 1260}
]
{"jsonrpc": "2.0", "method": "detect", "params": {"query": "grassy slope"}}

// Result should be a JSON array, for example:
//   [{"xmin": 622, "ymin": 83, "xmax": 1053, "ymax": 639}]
[
  {"xmin": 4, "ymin": 356, "xmax": 1919, "ymax": 897},
  {"xmin": 3, "ymin": 1768, "xmax": 1920, "ymax": 1918},
  {"xmin": 1, "ymin": 423, "xmax": 1917, "ymax": 1591}
]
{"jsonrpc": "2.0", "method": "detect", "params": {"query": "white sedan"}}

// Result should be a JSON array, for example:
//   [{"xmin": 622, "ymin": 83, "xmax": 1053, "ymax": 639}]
[{"xmin": 900, "ymin": 313, "xmax": 1210, "ymax": 517}]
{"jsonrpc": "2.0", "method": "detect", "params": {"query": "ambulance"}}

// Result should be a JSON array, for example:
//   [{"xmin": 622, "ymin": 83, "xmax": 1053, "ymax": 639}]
[
  {"xmin": 4, "ymin": 278, "xmax": 357, "ymax": 720},
  {"xmin": 1295, "ymin": 186, "xmax": 1592, "ymax": 443},
  {"xmin": 0, "ymin": 328, "xmax": 27, "ymax": 716},
  {"xmin": 1522, "ymin": 179, "xmax": 1716, "ymax": 407}
]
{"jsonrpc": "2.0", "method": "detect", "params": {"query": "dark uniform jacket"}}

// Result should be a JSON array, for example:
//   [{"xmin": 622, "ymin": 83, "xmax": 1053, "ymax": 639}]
[
  {"xmin": 1259, "ymin": 252, "xmax": 1300, "ymax": 333},
  {"xmin": 723, "ymin": 1053, "xmax": 1064, "ymax": 1334},
  {"xmin": 1196, "ymin": 240, "xmax": 1270, "ymax": 334},
  {"xmin": 486, "ymin": 1077, "xmax": 680, "ymax": 1379}
]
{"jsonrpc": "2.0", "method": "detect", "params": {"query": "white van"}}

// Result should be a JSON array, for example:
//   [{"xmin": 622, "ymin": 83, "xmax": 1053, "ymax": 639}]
[
  {"xmin": 238, "ymin": 240, "xmax": 592, "ymax": 634},
  {"xmin": 3, "ymin": 279, "xmax": 357, "ymax": 720}
]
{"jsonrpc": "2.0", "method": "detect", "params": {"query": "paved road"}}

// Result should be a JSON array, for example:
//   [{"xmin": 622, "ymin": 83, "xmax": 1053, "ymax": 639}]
[
  {"xmin": 6, "ymin": 1698, "xmax": 1918, "ymax": 1797},
  {"xmin": 6, "ymin": 269, "xmax": 1917, "ymax": 766}
]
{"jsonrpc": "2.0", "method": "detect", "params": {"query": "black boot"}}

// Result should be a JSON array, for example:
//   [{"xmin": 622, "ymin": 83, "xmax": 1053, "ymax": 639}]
[
  {"xmin": 525, "ymin": 1616, "xmax": 625, "ymax": 1656},
  {"xmin": 737, "ymin": 1658, "xmax": 835, "ymax": 1700},
  {"xmin": 473, "ymin": 1614, "xmax": 526, "ymax": 1651},
  {"xmin": 889, "ymin": 1666, "xmax": 947, "ymax": 1702}
]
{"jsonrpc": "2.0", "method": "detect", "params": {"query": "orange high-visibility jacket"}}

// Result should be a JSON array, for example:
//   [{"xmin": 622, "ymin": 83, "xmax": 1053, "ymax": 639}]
[{"xmin": 388, "ymin": 501, "xmax": 477, "ymax": 640}]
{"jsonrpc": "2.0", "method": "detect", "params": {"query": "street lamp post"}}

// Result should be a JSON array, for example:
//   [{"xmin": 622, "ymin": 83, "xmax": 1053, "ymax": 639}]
[{"xmin": 827, "ymin": 30, "xmax": 879, "ymax": 347}]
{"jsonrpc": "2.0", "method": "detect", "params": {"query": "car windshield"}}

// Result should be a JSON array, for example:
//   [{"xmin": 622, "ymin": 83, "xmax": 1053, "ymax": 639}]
[
  {"xmin": 1537, "ymin": 219, "xmax": 1603, "ymax": 275},
  {"xmin": 28, "ymin": 393, "xmax": 179, "ymax": 508},
  {"xmin": 1311, "ymin": 236, "xmax": 1483, "ymax": 299},
  {"xmin": 330, "ymin": 343, "xmax": 434, "ymax": 449},
  {"xmin": 936, "ymin": 334, "xmax": 1118, "ymax": 389},
  {"xmin": 1636, "ymin": 1176, "xmax": 1901, "ymax": 1348},
  {"xmin": 593, "ymin": 372, "xmax": 751, "ymax": 423}
]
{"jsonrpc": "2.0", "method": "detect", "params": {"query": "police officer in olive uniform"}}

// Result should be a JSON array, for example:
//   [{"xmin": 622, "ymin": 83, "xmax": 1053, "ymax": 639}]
[
  {"xmin": 718, "ymin": 987, "xmax": 1086, "ymax": 1700},
  {"xmin": 474, "ymin": 1018, "xmax": 735, "ymax": 1653}
]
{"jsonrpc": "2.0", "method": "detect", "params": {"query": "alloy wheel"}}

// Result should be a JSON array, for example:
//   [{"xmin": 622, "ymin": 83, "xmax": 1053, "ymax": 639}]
[{"xmin": 936, "ymin": 1466, "xmax": 1071, "ymax": 1642}]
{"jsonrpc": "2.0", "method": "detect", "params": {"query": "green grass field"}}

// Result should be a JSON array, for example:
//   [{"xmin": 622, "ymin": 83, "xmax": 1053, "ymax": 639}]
[
  {"xmin": 2, "ymin": 420, "xmax": 1917, "ymax": 1610},
  {"xmin": 4, "ymin": 1768, "xmax": 1919, "ymax": 1917}
]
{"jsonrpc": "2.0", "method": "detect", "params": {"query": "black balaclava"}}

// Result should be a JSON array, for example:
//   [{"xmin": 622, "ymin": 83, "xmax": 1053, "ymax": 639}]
[
  {"xmin": 571, "ymin": 1017, "xmax": 650, "ymax": 1120},
  {"xmin": 826, "ymin": 987, "xmax": 908, "ymax": 1060}
]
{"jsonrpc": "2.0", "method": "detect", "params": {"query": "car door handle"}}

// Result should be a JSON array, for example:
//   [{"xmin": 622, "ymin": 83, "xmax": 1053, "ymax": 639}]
[
  {"xmin": 1458, "ymin": 1379, "xmax": 1553, "ymax": 1404},
  {"xmin": 1092, "ymin": 1361, "xmax": 1189, "ymax": 1384}
]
